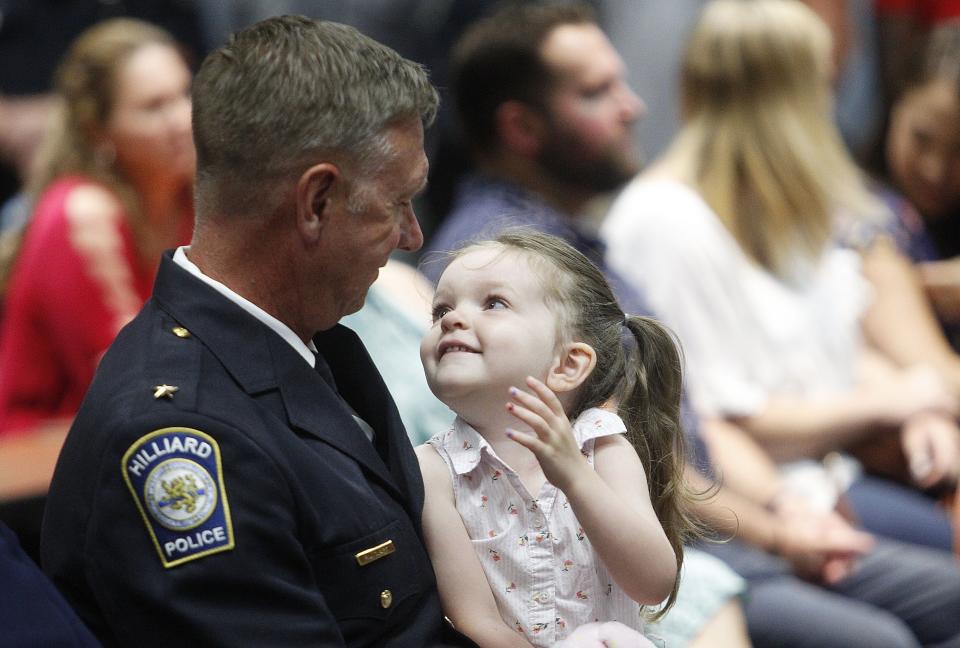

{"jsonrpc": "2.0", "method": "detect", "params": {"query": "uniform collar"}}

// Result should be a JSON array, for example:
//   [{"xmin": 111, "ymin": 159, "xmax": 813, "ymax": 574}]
[
  {"xmin": 172, "ymin": 246, "xmax": 318, "ymax": 368},
  {"xmin": 151, "ymin": 252, "xmax": 421, "ymax": 510}
]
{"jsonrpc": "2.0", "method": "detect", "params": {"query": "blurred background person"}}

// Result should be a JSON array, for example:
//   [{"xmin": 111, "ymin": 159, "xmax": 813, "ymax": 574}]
[
  {"xmin": 604, "ymin": 2, "xmax": 960, "ymax": 644},
  {"xmin": 0, "ymin": 1, "xmax": 202, "ymax": 216},
  {"xmin": 605, "ymin": 0, "xmax": 958, "ymax": 550},
  {"xmin": 864, "ymin": 24, "xmax": 960, "ymax": 351},
  {"xmin": 0, "ymin": 19, "xmax": 194, "ymax": 436},
  {"xmin": 598, "ymin": 0, "xmax": 884, "ymax": 163}
]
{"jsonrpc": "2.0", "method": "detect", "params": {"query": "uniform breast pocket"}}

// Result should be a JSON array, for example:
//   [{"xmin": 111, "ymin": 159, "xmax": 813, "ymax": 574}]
[{"xmin": 313, "ymin": 518, "xmax": 430, "ymax": 627}]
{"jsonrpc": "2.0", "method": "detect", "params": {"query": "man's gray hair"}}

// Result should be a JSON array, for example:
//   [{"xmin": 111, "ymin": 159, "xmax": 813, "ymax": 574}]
[{"xmin": 192, "ymin": 15, "xmax": 438, "ymax": 217}]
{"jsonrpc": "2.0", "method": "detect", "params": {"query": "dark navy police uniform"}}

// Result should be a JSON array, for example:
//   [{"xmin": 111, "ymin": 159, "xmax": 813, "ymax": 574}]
[
  {"xmin": 0, "ymin": 521, "xmax": 101, "ymax": 647},
  {"xmin": 41, "ymin": 252, "xmax": 473, "ymax": 647}
]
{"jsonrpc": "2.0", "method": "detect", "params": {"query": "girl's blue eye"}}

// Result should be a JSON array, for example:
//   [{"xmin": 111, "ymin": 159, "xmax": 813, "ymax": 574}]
[
  {"xmin": 431, "ymin": 305, "xmax": 450, "ymax": 322},
  {"xmin": 486, "ymin": 297, "xmax": 507, "ymax": 310}
]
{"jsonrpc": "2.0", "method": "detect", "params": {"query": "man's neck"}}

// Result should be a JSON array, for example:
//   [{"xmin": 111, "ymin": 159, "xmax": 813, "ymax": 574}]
[
  {"xmin": 187, "ymin": 226, "xmax": 326, "ymax": 344},
  {"xmin": 174, "ymin": 246, "xmax": 320, "ymax": 365}
]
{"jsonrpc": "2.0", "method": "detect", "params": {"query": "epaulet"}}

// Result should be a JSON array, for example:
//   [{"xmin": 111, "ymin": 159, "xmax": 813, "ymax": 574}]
[{"xmin": 136, "ymin": 316, "xmax": 202, "ymax": 416}]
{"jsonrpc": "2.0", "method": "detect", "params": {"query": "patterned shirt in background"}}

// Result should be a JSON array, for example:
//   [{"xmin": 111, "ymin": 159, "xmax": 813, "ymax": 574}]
[
  {"xmin": 839, "ymin": 183, "xmax": 960, "ymax": 350},
  {"xmin": 427, "ymin": 408, "xmax": 647, "ymax": 647},
  {"xmin": 839, "ymin": 184, "xmax": 940, "ymax": 262}
]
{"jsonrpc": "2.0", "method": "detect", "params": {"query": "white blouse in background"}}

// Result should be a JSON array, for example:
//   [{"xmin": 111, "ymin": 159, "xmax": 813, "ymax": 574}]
[
  {"xmin": 602, "ymin": 179, "xmax": 872, "ymax": 508},
  {"xmin": 601, "ymin": 179, "xmax": 872, "ymax": 419}
]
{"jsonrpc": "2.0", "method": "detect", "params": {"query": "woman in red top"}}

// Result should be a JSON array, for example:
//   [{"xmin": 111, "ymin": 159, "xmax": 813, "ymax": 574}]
[{"xmin": 0, "ymin": 19, "xmax": 194, "ymax": 435}]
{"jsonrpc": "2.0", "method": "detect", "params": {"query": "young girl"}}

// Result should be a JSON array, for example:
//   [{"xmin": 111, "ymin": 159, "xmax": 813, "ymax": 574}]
[{"xmin": 416, "ymin": 229, "xmax": 692, "ymax": 647}]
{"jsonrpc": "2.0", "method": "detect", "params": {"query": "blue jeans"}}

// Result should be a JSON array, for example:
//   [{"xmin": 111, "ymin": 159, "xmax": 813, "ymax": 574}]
[
  {"xmin": 846, "ymin": 474, "xmax": 954, "ymax": 551},
  {"xmin": 701, "ymin": 538, "xmax": 960, "ymax": 648}
]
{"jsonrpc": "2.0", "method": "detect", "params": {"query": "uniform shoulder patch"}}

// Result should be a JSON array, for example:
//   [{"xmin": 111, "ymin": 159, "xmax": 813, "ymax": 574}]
[{"xmin": 122, "ymin": 427, "xmax": 235, "ymax": 568}]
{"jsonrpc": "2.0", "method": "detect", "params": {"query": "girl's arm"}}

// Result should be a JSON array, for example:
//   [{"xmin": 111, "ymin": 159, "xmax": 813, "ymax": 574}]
[
  {"xmin": 414, "ymin": 445, "xmax": 534, "ymax": 648},
  {"xmin": 506, "ymin": 378, "xmax": 677, "ymax": 605}
]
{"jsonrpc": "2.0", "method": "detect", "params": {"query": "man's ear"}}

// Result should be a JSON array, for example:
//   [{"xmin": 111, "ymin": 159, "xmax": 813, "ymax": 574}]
[
  {"xmin": 546, "ymin": 342, "xmax": 596, "ymax": 394},
  {"xmin": 495, "ymin": 100, "xmax": 547, "ymax": 158},
  {"xmin": 295, "ymin": 162, "xmax": 340, "ymax": 243}
]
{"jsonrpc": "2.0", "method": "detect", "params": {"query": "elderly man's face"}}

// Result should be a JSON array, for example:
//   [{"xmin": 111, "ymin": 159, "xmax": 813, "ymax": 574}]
[
  {"xmin": 322, "ymin": 118, "xmax": 428, "ymax": 322},
  {"xmin": 536, "ymin": 23, "xmax": 645, "ymax": 194}
]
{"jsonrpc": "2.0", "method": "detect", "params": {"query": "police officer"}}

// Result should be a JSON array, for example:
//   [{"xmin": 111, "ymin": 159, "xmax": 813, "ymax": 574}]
[{"xmin": 41, "ymin": 16, "xmax": 474, "ymax": 647}]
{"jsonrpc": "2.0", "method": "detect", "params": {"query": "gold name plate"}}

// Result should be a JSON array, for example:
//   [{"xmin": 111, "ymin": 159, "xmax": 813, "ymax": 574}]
[{"xmin": 355, "ymin": 539, "xmax": 396, "ymax": 566}]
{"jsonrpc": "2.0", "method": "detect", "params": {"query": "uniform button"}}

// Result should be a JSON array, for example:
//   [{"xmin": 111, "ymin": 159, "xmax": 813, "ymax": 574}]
[
  {"xmin": 380, "ymin": 589, "xmax": 393, "ymax": 609},
  {"xmin": 171, "ymin": 326, "xmax": 191, "ymax": 338}
]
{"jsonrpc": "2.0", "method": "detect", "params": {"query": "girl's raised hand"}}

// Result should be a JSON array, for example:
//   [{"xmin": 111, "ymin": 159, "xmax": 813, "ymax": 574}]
[{"xmin": 505, "ymin": 376, "xmax": 590, "ymax": 491}]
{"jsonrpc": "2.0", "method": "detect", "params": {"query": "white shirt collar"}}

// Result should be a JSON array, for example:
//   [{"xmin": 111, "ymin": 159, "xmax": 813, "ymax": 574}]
[{"xmin": 172, "ymin": 246, "xmax": 318, "ymax": 368}]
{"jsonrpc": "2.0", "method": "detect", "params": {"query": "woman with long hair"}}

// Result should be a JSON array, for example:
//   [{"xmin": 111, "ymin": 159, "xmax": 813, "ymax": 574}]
[
  {"xmin": 0, "ymin": 18, "xmax": 194, "ymax": 435},
  {"xmin": 602, "ymin": 3, "xmax": 960, "ymax": 646},
  {"xmin": 603, "ymin": 0, "xmax": 958, "ymax": 561}
]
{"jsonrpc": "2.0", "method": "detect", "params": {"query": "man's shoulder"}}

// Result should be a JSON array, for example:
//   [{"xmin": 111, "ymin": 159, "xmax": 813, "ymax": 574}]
[
  {"xmin": 429, "ymin": 191, "xmax": 521, "ymax": 253},
  {"xmin": 85, "ymin": 300, "xmax": 245, "ymax": 433},
  {"xmin": 448, "ymin": 176, "xmax": 559, "ymax": 228},
  {"xmin": 60, "ymin": 305, "xmax": 279, "ymax": 518}
]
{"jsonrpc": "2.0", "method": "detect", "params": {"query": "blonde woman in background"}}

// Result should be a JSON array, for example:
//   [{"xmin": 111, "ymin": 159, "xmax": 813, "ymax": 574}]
[
  {"xmin": 0, "ymin": 19, "xmax": 194, "ymax": 437},
  {"xmin": 603, "ymin": 1, "xmax": 960, "ymax": 645}
]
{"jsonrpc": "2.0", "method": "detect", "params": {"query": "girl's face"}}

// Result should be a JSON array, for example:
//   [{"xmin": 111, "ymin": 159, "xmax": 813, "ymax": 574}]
[
  {"xmin": 105, "ymin": 42, "xmax": 195, "ymax": 188},
  {"xmin": 886, "ymin": 78, "xmax": 960, "ymax": 221},
  {"xmin": 420, "ymin": 247, "xmax": 564, "ymax": 416}
]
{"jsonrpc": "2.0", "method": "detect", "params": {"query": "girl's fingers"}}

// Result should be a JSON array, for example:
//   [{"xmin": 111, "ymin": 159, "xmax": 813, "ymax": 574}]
[
  {"xmin": 506, "ymin": 428, "xmax": 544, "ymax": 453},
  {"xmin": 524, "ymin": 376, "xmax": 565, "ymax": 416},
  {"xmin": 506, "ymin": 379, "xmax": 579, "ymax": 456},
  {"xmin": 507, "ymin": 386, "xmax": 555, "ymax": 429},
  {"xmin": 508, "ymin": 385, "xmax": 554, "ymax": 421},
  {"xmin": 508, "ymin": 379, "xmax": 564, "ymax": 428},
  {"xmin": 506, "ymin": 401, "xmax": 550, "ymax": 440}
]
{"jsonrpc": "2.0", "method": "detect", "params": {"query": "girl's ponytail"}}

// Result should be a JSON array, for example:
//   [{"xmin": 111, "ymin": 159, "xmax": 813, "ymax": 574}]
[{"xmin": 620, "ymin": 315, "xmax": 697, "ymax": 617}]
